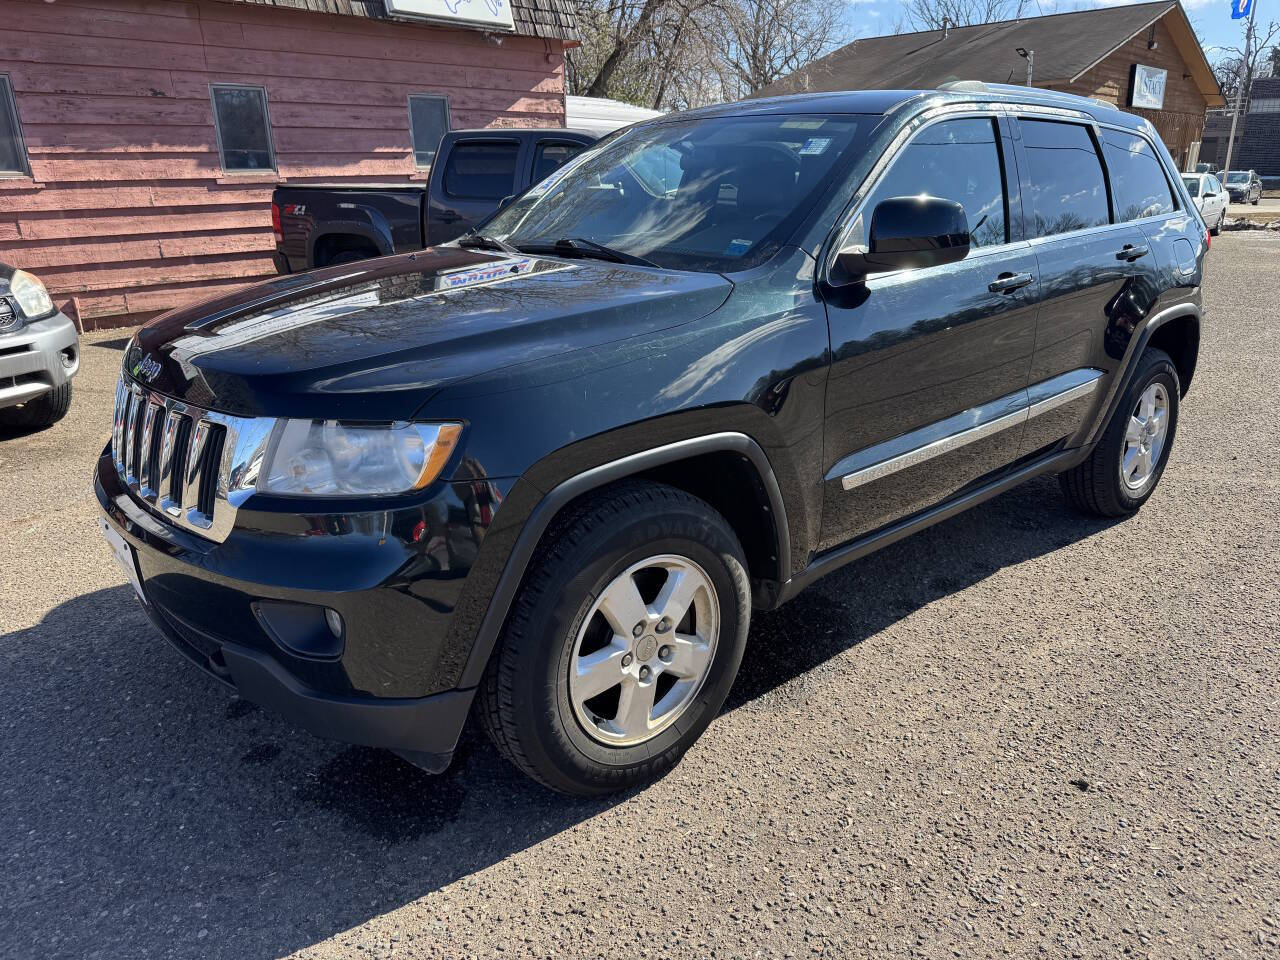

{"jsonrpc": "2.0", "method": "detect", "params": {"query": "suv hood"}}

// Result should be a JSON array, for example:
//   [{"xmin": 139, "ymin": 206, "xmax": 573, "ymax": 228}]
[{"xmin": 125, "ymin": 247, "xmax": 732, "ymax": 420}]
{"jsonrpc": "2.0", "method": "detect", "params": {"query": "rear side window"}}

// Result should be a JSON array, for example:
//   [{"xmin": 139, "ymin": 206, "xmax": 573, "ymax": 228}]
[
  {"xmin": 1103, "ymin": 130, "xmax": 1175, "ymax": 221},
  {"xmin": 444, "ymin": 140, "xmax": 519, "ymax": 200},
  {"xmin": 864, "ymin": 117, "xmax": 1008, "ymax": 248},
  {"xmin": 1, "ymin": 74, "xmax": 31, "ymax": 176},
  {"xmin": 409, "ymin": 95, "xmax": 450, "ymax": 168},
  {"xmin": 532, "ymin": 141, "xmax": 584, "ymax": 183},
  {"xmin": 210, "ymin": 84, "xmax": 275, "ymax": 172},
  {"xmin": 1020, "ymin": 119, "xmax": 1109, "ymax": 238}
]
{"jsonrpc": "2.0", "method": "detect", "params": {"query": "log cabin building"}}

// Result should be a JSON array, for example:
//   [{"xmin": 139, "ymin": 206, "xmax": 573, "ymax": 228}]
[
  {"xmin": 759, "ymin": 1, "xmax": 1223, "ymax": 172},
  {"xmin": 0, "ymin": 0, "xmax": 577, "ymax": 329}
]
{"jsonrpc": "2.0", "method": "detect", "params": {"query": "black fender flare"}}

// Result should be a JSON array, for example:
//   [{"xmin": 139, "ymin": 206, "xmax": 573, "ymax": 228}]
[
  {"xmin": 457, "ymin": 432, "xmax": 791, "ymax": 688},
  {"xmin": 1086, "ymin": 302, "xmax": 1201, "ymax": 446}
]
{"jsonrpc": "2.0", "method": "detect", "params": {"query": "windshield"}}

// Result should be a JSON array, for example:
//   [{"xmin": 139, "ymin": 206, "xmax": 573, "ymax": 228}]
[
  {"xmin": 1182, "ymin": 176, "xmax": 1200, "ymax": 197},
  {"xmin": 483, "ymin": 114, "xmax": 873, "ymax": 272},
  {"xmin": 1225, "ymin": 171, "xmax": 1249, "ymax": 184}
]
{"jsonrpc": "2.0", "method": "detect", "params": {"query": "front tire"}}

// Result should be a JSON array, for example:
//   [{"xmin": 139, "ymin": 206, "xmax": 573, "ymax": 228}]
[
  {"xmin": 476, "ymin": 481, "xmax": 751, "ymax": 795},
  {"xmin": 1059, "ymin": 348, "xmax": 1179, "ymax": 517},
  {"xmin": 0, "ymin": 382, "xmax": 73, "ymax": 430}
]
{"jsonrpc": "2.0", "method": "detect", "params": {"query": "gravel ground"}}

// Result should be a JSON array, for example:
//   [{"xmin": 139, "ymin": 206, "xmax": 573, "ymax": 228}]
[{"xmin": 2, "ymin": 234, "xmax": 1278, "ymax": 960}]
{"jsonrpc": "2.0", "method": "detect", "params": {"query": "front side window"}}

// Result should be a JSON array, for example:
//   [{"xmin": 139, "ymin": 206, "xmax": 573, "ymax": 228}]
[
  {"xmin": 443, "ymin": 140, "xmax": 520, "ymax": 200},
  {"xmin": 532, "ymin": 141, "xmax": 584, "ymax": 183},
  {"xmin": 486, "ymin": 114, "xmax": 871, "ymax": 272},
  {"xmin": 1020, "ymin": 119, "xmax": 1110, "ymax": 238},
  {"xmin": 1103, "ymin": 130, "xmax": 1175, "ymax": 221},
  {"xmin": 210, "ymin": 84, "xmax": 275, "ymax": 172},
  {"xmin": 0, "ymin": 74, "xmax": 30, "ymax": 176},
  {"xmin": 859, "ymin": 117, "xmax": 1008, "ymax": 249},
  {"xmin": 409, "ymin": 95, "xmax": 450, "ymax": 168}
]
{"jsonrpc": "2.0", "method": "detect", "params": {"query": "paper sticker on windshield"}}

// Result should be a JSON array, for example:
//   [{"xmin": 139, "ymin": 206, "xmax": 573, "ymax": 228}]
[
  {"xmin": 725, "ymin": 238, "xmax": 752, "ymax": 256},
  {"xmin": 799, "ymin": 137, "xmax": 832, "ymax": 155},
  {"xmin": 781, "ymin": 119, "xmax": 826, "ymax": 130}
]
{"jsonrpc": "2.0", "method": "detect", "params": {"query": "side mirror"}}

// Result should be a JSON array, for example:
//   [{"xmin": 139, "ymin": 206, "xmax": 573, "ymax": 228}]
[
  {"xmin": 834, "ymin": 196, "xmax": 970, "ymax": 282},
  {"xmin": 497, "ymin": 194, "xmax": 516, "ymax": 210},
  {"xmin": 1203, "ymin": 191, "xmax": 1216, "ymax": 198}
]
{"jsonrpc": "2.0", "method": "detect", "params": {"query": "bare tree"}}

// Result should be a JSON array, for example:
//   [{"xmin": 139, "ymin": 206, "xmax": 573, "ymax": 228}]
[
  {"xmin": 897, "ymin": 0, "xmax": 1028, "ymax": 32},
  {"xmin": 710, "ymin": 0, "xmax": 845, "ymax": 99},
  {"xmin": 1210, "ymin": 16, "xmax": 1280, "ymax": 106}
]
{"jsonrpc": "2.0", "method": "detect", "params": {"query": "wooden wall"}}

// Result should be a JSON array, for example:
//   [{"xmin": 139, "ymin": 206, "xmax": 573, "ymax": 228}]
[
  {"xmin": 1054, "ymin": 17, "xmax": 1209, "ymax": 168},
  {"xmin": 0, "ymin": 0, "xmax": 566, "ymax": 328}
]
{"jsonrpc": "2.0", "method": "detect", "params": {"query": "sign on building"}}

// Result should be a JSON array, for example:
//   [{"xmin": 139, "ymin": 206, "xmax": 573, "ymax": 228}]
[
  {"xmin": 1129, "ymin": 64, "xmax": 1168, "ymax": 110},
  {"xmin": 385, "ymin": 0, "xmax": 515, "ymax": 31}
]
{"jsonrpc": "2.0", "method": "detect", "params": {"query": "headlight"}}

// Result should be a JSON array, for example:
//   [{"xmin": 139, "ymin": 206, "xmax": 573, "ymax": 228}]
[
  {"xmin": 10, "ymin": 269, "xmax": 55, "ymax": 319},
  {"xmin": 258, "ymin": 420, "xmax": 462, "ymax": 497}
]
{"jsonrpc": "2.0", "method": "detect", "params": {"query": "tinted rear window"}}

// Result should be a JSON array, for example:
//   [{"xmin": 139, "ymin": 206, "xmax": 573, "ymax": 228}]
[
  {"xmin": 1181, "ymin": 177, "xmax": 1200, "ymax": 197},
  {"xmin": 444, "ymin": 141, "xmax": 519, "ymax": 200},
  {"xmin": 1103, "ymin": 130, "xmax": 1175, "ymax": 221},
  {"xmin": 1020, "ymin": 119, "xmax": 1109, "ymax": 238}
]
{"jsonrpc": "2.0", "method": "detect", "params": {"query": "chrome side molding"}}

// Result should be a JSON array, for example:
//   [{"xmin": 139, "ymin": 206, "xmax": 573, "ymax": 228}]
[{"xmin": 838, "ymin": 369, "xmax": 1104, "ymax": 491}]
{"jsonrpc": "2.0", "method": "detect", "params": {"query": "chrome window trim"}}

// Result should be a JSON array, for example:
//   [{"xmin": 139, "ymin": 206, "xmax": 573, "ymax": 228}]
[
  {"xmin": 823, "ymin": 105, "xmax": 1013, "ymax": 273},
  {"xmin": 837, "ymin": 369, "xmax": 1104, "ymax": 491}
]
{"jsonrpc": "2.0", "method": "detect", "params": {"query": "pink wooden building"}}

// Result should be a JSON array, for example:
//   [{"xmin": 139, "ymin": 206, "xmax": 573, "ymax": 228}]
[{"xmin": 0, "ymin": 0, "xmax": 578, "ymax": 329}]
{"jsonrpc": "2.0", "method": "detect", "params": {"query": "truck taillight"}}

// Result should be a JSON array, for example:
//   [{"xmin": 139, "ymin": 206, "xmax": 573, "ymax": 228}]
[{"xmin": 271, "ymin": 202, "xmax": 283, "ymax": 243}]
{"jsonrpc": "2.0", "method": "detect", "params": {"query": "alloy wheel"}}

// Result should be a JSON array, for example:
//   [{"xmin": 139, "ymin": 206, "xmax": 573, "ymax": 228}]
[
  {"xmin": 568, "ymin": 554, "xmax": 719, "ymax": 747},
  {"xmin": 1121, "ymin": 382, "xmax": 1170, "ymax": 492}
]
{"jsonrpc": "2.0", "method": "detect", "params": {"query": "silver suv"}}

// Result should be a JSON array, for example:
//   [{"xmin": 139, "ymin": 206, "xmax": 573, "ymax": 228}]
[{"xmin": 1, "ymin": 263, "xmax": 79, "ymax": 430}]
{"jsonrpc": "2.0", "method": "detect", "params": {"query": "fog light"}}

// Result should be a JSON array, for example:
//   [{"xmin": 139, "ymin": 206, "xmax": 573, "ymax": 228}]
[
  {"xmin": 324, "ymin": 607, "xmax": 344, "ymax": 638},
  {"xmin": 60, "ymin": 347, "xmax": 76, "ymax": 369},
  {"xmin": 252, "ymin": 601, "xmax": 345, "ymax": 659}
]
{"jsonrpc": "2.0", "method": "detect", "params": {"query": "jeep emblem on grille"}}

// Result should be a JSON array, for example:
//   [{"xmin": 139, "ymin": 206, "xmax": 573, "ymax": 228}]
[{"xmin": 133, "ymin": 355, "xmax": 163, "ymax": 382}]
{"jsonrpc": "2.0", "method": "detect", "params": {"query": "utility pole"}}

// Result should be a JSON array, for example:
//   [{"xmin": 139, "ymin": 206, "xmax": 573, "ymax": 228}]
[{"xmin": 1224, "ymin": 0, "xmax": 1259, "ymax": 174}]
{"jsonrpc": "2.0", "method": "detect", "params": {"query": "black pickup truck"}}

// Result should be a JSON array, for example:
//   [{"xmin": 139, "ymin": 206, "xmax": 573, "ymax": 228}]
[{"xmin": 271, "ymin": 128, "xmax": 596, "ymax": 272}]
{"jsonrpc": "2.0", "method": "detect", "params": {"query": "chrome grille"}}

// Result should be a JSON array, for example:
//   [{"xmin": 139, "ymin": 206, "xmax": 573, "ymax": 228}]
[
  {"xmin": 110, "ymin": 376, "xmax": 275, "ymax": 543},
  {"xmin": 0, "ymin": 298, "xmax": 17, "ymax": 333}
]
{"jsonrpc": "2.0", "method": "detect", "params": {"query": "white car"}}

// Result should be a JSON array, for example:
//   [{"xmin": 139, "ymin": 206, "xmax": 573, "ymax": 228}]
[{"xmin": 1182, "ymin": 173, "xmax": 1227, "ymax": 236}]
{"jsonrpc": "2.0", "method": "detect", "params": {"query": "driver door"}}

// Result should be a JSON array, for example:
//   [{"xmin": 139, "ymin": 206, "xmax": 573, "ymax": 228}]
[{"xmin": 818, "ymin": 113, "xmax": 1038, "ymax": 551}]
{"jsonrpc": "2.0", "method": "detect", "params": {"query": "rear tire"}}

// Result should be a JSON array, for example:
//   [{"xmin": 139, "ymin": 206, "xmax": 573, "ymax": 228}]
[
  {"xmin": 1059, "ymin": 348, "xmax": 1179, "ymax": 517},
  {"xmin": 0, "ymin": 382, "xmax": 73, "ymax": 430},
  {"xmin": 1210, "ymin": 211, "xmax": 1222, "ymax": 236},
  {"xmin": 476, "ymin": 480, "xmax": 751, "ymax": 795}
]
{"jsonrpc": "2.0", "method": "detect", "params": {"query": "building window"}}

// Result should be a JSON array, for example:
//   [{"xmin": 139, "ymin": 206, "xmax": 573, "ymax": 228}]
[
  {"xmin": 210, "ymin": 84, "xmax": 275, "ymax": 173},
  {"xmin": 0, "ymin": 74, "xmax": 31, "ymax": 177},
  {"xmin": 408, "ymin": 95, "xmax": 450, "ymax": 168},
  {"xmin": 1250, "ymin": 98, "xmax": 1280, "ymax": 114}
]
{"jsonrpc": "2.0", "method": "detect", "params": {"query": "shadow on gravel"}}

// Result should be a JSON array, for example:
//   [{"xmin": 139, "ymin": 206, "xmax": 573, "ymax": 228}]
[{"xmin": 1, "ymin": 474, "xmax": 1118, "ymax": 960}]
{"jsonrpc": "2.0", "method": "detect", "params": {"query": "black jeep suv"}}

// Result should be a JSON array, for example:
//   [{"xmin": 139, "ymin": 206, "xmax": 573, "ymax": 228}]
[{"xmin": 96, "ymin": 84, "xmax": 1205, "ymax": 795}]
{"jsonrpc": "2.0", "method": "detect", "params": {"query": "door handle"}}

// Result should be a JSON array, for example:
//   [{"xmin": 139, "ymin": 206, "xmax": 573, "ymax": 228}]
[
  {"xmin": 439, "ymin": 210, "xmax": 461, "ymax": 223},
  {"xmin": 988, "ymin": 271, "xmax": 1034, "ymax": 293},
  {"xmin": 1115, "ymin": 244, "xmax": 1149, "ymax": 261}
]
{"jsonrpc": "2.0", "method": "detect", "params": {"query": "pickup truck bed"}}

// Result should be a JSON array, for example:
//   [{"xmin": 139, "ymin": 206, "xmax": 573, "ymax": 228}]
[{"xmin": 273, "ymin": 129, "xmax": 596, "ymax": 272}]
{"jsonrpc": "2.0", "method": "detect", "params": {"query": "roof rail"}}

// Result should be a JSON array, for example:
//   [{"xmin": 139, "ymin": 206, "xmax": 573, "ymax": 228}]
[{"xmin": 936, "ymin": 80, "xmax": 1111, "ymax": 110}]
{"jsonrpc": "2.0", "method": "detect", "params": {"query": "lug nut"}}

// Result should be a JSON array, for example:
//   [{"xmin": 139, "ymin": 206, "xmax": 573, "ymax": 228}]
[
  {"xmin": 622, "ymin": 653, "xmax": 633, "ymax": 667},
  {"xmin": 633, "ymin": 623, "xmax": 645, "ymax": 637},
  {"xmin": 639, "ymin": 666, "xmax": 652, "ymax": 681},
  {"xmin": 658, "ymin": 645, "xmax": 671, "ymax": 660},
  {"xmin": 656, "ymin": 617, "xmax": 671, "ymax": 633}
]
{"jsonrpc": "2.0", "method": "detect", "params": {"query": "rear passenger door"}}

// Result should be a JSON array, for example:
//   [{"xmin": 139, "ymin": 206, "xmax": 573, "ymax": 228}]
[
  {"xmin": 819, "ymin": 114, "xmax": 1039, "ymax": 550},
  {"xmin": 427, "ymin": 136, "xmax": 524, "ymax": 243},
  {"xmin": 1012, "ymin": 117, "xmax": 1163, "ymax": 455}
]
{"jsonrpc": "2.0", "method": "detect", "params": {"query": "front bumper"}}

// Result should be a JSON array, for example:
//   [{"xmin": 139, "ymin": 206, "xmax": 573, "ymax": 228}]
[
  {"xmin": 93, "ymin": 446, "xmax": 508, "ymax": 768},
  {"xmin": 0, "ymin": 311, "xmax": 79, "ymax": 410}
]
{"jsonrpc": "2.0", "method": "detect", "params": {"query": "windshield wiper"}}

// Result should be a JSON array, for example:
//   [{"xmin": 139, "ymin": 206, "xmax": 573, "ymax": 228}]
[
  {"xmin": 457, "ymin": 232, "xmax": 522, "ymax": 255},
  {"xmin": 543, "ymin": 237, "xmax": 661, "ymax": 269}
]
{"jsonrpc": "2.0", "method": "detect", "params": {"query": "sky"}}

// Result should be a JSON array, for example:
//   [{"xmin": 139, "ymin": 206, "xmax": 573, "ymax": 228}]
[{"xmin": 836, "ymin": 0, "xmax": 1265, "ymax": 63}]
